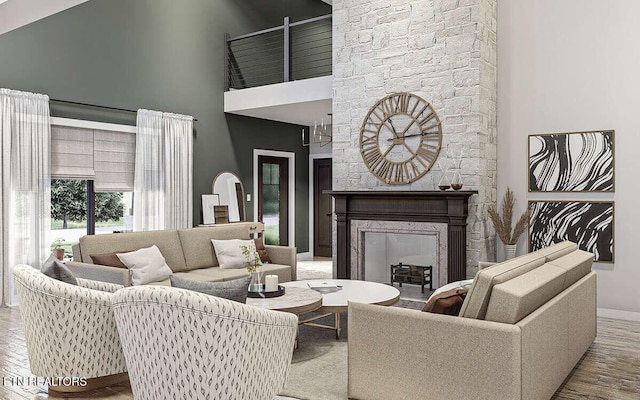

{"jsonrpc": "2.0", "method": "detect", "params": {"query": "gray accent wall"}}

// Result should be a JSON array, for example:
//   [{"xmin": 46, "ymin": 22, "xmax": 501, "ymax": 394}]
[{"xmin": 0, "ymin": 0, "xmax": 330, "ymax": 251}]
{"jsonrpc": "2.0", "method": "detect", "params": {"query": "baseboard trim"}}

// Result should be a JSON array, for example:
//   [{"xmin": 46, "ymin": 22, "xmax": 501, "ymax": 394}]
[
  {"xmin": 597, "ymin": 308, "xmax": 640, "ymax": 322},
  {"xmin": 297, "ymin": 252, "xmax": 312, "ymax": 261}
]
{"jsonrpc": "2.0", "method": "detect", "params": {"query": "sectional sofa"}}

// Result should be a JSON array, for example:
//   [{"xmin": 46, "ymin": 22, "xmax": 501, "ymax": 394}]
[
  {"xmin": 66, "ymin": 224, "xmax": 297, "ymax": 286},
  {"xmin": 348, "ymin": 241, "xmax": 596, "ymax": 400}
]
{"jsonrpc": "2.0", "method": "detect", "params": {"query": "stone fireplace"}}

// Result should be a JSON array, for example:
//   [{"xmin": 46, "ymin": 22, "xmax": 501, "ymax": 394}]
[
  {"xmin": 331, "ymin": 0, "xmax": 498, "ymax": 271},
  {"xmin": 329, "ymin": 191, "xmax": 476, "ymax": 283},
  {"xmin": 351, "ymin": 220, "xmax": 448, "ymax": 287}
]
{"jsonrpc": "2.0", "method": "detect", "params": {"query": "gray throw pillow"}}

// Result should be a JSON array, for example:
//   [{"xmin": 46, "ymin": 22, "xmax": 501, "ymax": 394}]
[
  {"xmin": 41, "ymin": 254, "xmax": 78, "ymax": 286},
  {"xmin": 170, "ymin": 275, "xmax": 251, "ymax": 303}
]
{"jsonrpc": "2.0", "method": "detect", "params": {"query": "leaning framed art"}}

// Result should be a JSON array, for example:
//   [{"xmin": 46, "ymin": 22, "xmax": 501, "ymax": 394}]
[
  {"xmin": 528, "ymin": 200, "xmax": 614, "ymax": 263},
  {"xmin": 528, "ymin": 130, "xmax": 614, "ymax": 192},
  {"xmin": 202, "ymin": 194, "xmax": 220, "ymax": 225}
]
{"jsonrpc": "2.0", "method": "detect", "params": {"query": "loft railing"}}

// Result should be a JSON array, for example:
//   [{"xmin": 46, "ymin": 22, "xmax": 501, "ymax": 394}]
[{"xmin": 224, "ymin": 15, "xmax": 332, "ymax": 91}]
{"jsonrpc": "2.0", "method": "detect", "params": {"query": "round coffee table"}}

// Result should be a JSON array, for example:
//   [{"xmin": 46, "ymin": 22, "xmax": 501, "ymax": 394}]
[
  {"xmin": 282, "ymin": 279, "xmax": 400, "ymax": 338},
  {"xmin": 246, "ymin": 287, "xmax": 322, "ymax": 348},
  {"xmin": 246, "ymin": 287, "xmax": 322, "ymax": 314}
]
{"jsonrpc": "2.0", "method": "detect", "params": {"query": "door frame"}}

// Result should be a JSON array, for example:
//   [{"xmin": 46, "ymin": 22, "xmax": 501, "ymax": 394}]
[
  {"xmin": 253, "ymin": 149, "xmax": 296, "ymax": 248},
  {"xmin": 308, "ymin": 154, "xmax": 332, "ymax": 258}
]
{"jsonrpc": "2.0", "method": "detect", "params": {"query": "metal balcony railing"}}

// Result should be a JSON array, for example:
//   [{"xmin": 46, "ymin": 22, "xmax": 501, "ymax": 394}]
[{"xmin": 224, "ymin": 15, "xmax": 332, "ymax": 91}]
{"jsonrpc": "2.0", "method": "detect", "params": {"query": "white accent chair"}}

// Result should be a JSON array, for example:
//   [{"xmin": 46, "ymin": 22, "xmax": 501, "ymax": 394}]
[
  {"xmin": 13, "ymin": 264, "xmax": 128, "ymax": 392},
  {"xmin": 111, "ymin": 285, "xmax": 299, "ymax": 400}
]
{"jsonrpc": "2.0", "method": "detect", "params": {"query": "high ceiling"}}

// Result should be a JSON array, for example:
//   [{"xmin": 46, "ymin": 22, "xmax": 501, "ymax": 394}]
[{"xmin": 0, "ymin": 0, "xmax": 88, "ymax": 35}]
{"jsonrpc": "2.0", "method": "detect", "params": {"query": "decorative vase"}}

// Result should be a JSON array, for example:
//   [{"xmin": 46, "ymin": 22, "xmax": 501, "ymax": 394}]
[
  {"xmin": 248, "ymin": 269, "xmax": 263, "ymax": 292},
  {"xmin": 504, "ymin": 244, "xmax": 517, "ymax": 261},
  {"xmin": 450, "ymin": 170, "xmax": 463, "ymax": 190},
  {"xmin": 53, "ymin": 248, "xmax": 65, "ymax": 261}
]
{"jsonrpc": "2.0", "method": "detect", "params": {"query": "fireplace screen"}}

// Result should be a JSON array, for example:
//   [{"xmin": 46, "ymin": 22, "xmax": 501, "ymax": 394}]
[{"xmin": 363, "ymin": 232, "xmax": 438, "ymax": 286}]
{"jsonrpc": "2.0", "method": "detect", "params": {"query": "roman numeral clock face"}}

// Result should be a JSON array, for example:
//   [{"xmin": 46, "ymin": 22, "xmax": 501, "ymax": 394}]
[{"xmin": 360, "ymin": 93, "xmax": 442, "ymax": 184}]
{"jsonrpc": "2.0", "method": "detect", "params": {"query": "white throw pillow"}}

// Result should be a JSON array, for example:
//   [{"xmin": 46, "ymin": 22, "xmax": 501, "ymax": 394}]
[
  {"xmin": 117, "ymin": 245, "xmax": 173, "ymax": 285},
  {"xmin": 211, "ymin": 239, "xmax": 260, "ymax": 269}
]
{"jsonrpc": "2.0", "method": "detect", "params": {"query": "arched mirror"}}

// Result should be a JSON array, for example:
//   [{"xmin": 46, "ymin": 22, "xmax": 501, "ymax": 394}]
[{"xmin": 212, "ymin": 172, "xmax": 246, "ymax": 222}]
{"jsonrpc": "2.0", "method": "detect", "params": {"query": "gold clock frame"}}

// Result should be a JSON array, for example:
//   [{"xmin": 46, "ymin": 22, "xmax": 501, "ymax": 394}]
[{"xmin": 359, "ymin": 92, "xmax": 442, "ymax": 185}]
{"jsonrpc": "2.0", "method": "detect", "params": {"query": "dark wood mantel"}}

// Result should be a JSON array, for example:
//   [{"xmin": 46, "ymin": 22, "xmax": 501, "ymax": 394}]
[{"xmin": 328, "ymin": 190, "xmax": 477, "ymax": 283}]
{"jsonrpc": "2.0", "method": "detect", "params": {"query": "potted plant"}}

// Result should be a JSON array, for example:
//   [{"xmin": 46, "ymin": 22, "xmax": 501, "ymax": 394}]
[
  {"xmin": 487, "ymin": 188, "xmax": 531, "ymax": 260},
  {"xmin": 51, "ymin": 237, "xmax": 66, "ymax": 261}
]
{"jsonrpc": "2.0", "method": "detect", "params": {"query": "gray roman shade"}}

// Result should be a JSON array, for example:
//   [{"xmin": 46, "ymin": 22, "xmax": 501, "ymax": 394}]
[
  {"xmin": 50, "ymin": 125, "xmax": 95, "ymax": 179},
  {"xmin": 51, "ymin": 124, "xmax": 135, "ymax": 192},
  {"xmin": 93, "ymin": 129, "xmax": 135, "ymax": 192}
]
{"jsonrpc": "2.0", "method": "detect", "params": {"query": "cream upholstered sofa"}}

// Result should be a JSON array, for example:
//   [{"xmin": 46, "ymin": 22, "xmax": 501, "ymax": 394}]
[
  {"xmin": 348, "ymin": 241, "xmax": 596, "ymax": 400},
  {"xmin": 66, "ymin": 224, "xmax": 296, "ymax": 286},
  {"xmin": 13, "ymin": 264, "xmax": 128, "ymax": 392},
  {"xmin": 112, "ymin": 285, "xmax": 298, "ymax": 400}
]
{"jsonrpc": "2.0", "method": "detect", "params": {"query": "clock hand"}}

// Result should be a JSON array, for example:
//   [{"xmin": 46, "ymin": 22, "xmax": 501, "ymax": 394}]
[
  {"xmin": 386, "ymin": 132, "xmax": 424, "ymax": 142},
  {"xmin": 385, "ymin": 117, "xmax": 399, "ymax": 139}
]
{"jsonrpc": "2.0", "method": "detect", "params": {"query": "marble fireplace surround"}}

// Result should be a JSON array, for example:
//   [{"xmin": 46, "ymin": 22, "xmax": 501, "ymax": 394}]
[
  {"xmin": 350, "ymin": 220, "xmax": 448, "ymax": 288},
  {"xmin": 329, "ymin": 191, "xmax": 477, "ymax": 282}
]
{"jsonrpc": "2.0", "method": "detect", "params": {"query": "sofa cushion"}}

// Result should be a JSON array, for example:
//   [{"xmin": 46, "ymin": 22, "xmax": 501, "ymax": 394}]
[
  {"xmin": 459, "ymin": 252, "xmax": 546, "ymax": 319},
  {"xmin": 212, "ymin": 239, "xmax": 259, "ymax": 269},
  {"xmin": 177, "ymin": 225, "xmax": 251, "ymax": 270},
  {"xmin": 484, "ymin": 264, "xmax": 566, "ymax": 324},
  {"xmin": 170, "ymin": 275, "xmax": 251, "ymax": 303},
  {"xmin": 548, "ymin": 249, "xmax": 594, "ymax": 288},
  {"xmin": 254, "ymin": 237, "xmax": 272, "ymax": 263},
  {"xmin": 187, "ymin": 266, "xmax": 250, "ymax": 282},
  {"xmin": 117, "ymin": 245, "xmax": 174, "ymax": 285},
  {"xmin": 534, "ymin": 241, "xmax": 577, "ymax": 262},
  {"xmin": 422, "ymin": 288, "xmax": 468, "ymax": 315},
  {"xmin": 41, "ymin": 254, "xmax": 77, "ymax": 285},
  {"xmin": 90, "ymin": 251, "xmax": 132, "ymax": 269},
  {"xmin": 79, "ymin": 230, "xmax": 188, "ymax": 272}
]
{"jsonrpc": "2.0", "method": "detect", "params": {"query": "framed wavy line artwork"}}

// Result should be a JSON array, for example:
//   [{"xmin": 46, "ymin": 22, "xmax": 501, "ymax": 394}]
[
  {"xmin": 528, "ymin": 200, "xmax": 614, "ymax": 263},
  {"xmin": 528, "ymin": 130, "xmax": 614, "ymax": 192}
]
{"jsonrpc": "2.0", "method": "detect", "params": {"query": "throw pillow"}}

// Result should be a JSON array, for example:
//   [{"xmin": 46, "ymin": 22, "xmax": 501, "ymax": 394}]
[
  {"xmin": 90, "ymin": 251, "xmax": 132, "ymax": 269},
  {"xmin": 422, "ymin": 288, "xmax": 469, "ymax": 316},
  {"xmin": 211, "ymin": 239, "xmax": 261, "ymax": 269},
  {"xmin": 41, "ymin": 254, "xmax": 78, "ymax": 285},
  {"xmin": 170, "ymin": 275, "xmax": 252, "ymax": 303},
  {"xmin": 116, "ymin": 245, "xmax": 173, "ymax": 285},
  {"xmin": 253, "ymin": 237, "xmax": 272, "ymax": 264}
]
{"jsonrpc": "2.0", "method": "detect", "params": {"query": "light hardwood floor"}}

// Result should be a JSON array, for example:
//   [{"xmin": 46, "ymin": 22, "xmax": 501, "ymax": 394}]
[{"xmin": 1, "ymin": 305, "xmax": 638, "ymax": 399}]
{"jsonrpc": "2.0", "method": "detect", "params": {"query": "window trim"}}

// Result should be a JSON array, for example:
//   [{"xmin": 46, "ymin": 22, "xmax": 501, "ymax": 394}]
[{"xmin": 50, "ymin": 117, "xmax": 136, "ymax": 134}]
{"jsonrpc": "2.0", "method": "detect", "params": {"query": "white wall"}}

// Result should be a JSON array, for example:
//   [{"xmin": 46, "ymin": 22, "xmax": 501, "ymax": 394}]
[{"xmin": 498, "ymin": 0, "xmax": 640, "ymax": 314}]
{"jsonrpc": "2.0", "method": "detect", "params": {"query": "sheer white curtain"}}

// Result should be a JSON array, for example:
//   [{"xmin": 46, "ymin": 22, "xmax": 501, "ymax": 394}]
[
  {"xmin": 0, "ymin": 89, "xmax": 51, "ymax": 306},
  {"xmin": 134, "ymin": 109, "xmax": 193, "ymax": 231}
]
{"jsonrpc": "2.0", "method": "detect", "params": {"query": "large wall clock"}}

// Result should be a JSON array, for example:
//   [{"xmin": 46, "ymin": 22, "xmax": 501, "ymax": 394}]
[{"xmin": 360, "ymin": 92, "xmax": 442, "ymax": 184}]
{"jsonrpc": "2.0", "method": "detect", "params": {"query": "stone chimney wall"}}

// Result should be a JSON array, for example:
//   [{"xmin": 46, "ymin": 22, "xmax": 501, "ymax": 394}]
[{"xmin": 332, "ymin": 0, "xmax": 498, "ymax": 274}]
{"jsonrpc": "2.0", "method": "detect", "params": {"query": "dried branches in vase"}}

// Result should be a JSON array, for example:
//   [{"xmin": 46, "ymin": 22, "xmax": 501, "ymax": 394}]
[{"xmin": 487, "ymin": 188, "xmax": 531, "ymax": 246}]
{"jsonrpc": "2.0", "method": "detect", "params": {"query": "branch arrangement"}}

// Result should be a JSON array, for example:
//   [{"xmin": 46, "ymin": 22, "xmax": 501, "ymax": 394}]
[{"xmin": 487, "ymin": 188, "xmax": 532, "ymax": 245}]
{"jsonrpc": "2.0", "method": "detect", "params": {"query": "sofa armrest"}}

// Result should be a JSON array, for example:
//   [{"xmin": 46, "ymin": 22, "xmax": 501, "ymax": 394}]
[
  {"xmin": 479, "ymin": 261, "xmax": 497, "ymax": 270},
  {"xmin": 264, "ymin": 245, "xmax": 297, "ymax": 281},
  {"xmin": 348, "ymin": 302, "xmax": 522, "ymax": 400},
  {"xmin": 66, "ymin": 261, "xmax": 131, "ymax": 286}
]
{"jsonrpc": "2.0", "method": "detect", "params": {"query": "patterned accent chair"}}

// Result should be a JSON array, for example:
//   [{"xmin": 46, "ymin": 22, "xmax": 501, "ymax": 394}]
[
  {"xmin": 112, "ymin": 285, "xmax": 298, "ymax": 400},
  {"xmin": 13, "ymin": 264, "xmax": 128, "ymax": 392}
]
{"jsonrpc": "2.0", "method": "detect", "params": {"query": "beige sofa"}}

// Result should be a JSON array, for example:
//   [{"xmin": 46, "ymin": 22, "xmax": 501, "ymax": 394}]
[
  {"xmin": 348, "ymin": 241, "xmax": 596, "ymax": 400},
  {"xmin": 66, "ymin": 224, "xmax": 297, "ymax": 286}
]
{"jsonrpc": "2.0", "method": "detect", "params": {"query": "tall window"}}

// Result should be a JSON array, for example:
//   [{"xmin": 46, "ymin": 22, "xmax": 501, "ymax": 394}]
[{"xmin": 50, "ymin": 119, "xmax": 136, "ymax": 258}]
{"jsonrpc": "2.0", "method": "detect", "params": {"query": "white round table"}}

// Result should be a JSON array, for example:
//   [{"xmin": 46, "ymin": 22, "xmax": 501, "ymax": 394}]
[{"xmin": 282, "ymin": 279, "xmax": 400, "ymax": 338}]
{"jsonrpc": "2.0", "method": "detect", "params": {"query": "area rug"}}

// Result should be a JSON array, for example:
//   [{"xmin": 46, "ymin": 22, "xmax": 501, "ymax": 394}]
[{"xmin": 279, "ymin": 298, "xmax": 425, "ymax": 400}]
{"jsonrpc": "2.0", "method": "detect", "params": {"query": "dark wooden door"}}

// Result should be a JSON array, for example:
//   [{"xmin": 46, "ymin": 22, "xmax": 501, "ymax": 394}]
[
  {"xmin": 314, "ymin": 158, "xmax": 332, "ymax": 257},
  {"xmin": 257, "ymin": 155, "xmax": 289, "ymax": 246}
]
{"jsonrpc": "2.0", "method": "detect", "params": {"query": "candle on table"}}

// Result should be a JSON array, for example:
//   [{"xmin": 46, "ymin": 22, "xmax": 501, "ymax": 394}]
[{"xmin": 265, "ymin": 275, "xmax": 278, "ymax": 292}]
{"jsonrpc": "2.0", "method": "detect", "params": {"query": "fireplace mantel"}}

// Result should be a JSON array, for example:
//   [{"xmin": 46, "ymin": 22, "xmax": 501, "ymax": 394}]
[{"xmin": 328, "ymin": 191, "xmax": 477, "ymax": 282}]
